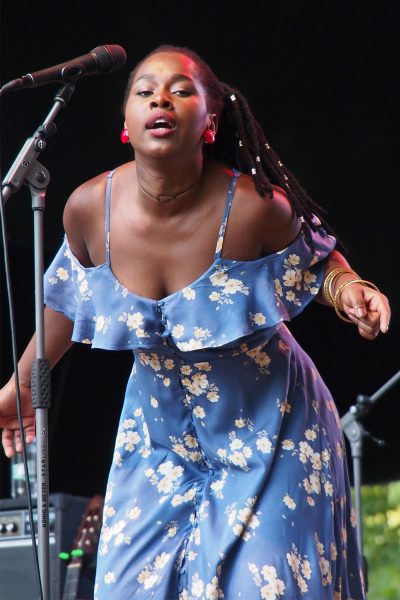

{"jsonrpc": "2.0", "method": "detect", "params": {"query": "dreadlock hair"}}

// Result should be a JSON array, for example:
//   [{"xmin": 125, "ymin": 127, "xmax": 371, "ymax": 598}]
[{"xmin": 123, "ymin": 45, "xmax": 335, "ymax": 249}]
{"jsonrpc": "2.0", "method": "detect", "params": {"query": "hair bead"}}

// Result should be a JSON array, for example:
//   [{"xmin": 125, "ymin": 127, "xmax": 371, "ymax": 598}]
[{"xmin": 230, "ymin": 94, "xmax": 236, "ymax": 101}]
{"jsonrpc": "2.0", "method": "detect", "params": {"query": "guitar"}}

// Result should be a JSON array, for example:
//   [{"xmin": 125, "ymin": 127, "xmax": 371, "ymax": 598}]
[{"xmin": 61, "ymin": 494, "xmax": 104, "ymax": 600}]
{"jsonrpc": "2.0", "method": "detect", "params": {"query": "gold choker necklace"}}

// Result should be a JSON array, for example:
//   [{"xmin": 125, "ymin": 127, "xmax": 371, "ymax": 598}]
[{"xmin": 137, "ymin": 178, "xmax": 201, "ymax": 203}]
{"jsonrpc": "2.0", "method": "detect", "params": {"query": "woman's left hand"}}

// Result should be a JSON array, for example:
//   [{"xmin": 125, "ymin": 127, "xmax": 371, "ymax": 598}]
[{"xmin": 340, "ymin": 284, "xmax": 391, "ymax": 340}]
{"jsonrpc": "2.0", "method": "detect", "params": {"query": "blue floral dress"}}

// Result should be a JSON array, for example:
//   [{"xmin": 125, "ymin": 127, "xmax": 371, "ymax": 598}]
[{"xmin": 44, "ymin": 169, "xmax": 364, "ymax": 599}]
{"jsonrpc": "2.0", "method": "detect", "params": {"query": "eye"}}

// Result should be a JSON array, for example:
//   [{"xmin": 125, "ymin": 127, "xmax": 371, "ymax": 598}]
[
  {"xmin": 136, "ymin": 90, "xmax": 153, "ymax": 97},
  {"xmin": 172, "ymin": 89, "xmax": 191, "ymax": 97}
]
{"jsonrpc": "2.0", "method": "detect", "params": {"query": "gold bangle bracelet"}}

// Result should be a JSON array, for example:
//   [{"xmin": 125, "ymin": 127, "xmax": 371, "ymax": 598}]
[
  {"xmin": 322, "ymin": 268, "xmax": 340, "ymax": 304},
  {"xmin": 323, "ymin": 268, "xmax": 346, "ymax": 305},
  {"xmin": 329, "ymin": 270, "xmax": 360, "ymax": 305},
  {"xmin": 323, "ymin": 268, "xmax": 357, "ymax": 306}
]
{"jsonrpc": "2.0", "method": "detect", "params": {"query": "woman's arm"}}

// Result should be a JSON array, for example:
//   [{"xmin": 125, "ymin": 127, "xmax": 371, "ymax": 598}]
[
  {"xmin": 246, "ymin": 180, "xmax": 391, "ymax": 339},
  {"xmin": 0, "ymin": 306, "xmax": 74, "ymax": 457},
  {"xmin": 316, "ymin": 249, "xmax": 391, "ymax": 340},
  {"xmin": 1, "ymin": 174, "xmax": 110, "ymax": 457}
]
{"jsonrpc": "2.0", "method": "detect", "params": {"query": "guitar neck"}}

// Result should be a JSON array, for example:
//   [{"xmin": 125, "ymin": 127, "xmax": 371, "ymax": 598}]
[{"xmin": 62, "ymin": 557, "xmax": 82, "ymax": 600}]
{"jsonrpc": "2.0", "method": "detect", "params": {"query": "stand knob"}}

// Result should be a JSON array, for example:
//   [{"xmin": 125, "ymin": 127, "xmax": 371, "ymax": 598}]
[{"xmin": 6, "ymin": 521, "xmax": 18, "ymax": 533}]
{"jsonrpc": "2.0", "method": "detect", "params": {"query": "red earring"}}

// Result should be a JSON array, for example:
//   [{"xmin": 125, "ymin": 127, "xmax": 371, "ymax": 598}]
[
  {"xmin": 203, "ymin": 129, "xmax": 216, "ymax": 144},
  {"xmin": 120, "ymin": 128, "xmax": 130, "ymax": 144}
]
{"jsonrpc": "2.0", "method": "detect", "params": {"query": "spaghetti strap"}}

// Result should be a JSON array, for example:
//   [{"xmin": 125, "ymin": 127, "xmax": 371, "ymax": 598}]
[
  {"xmin": 105, "ymin": 170, "xmax": 116, "ymax": 264},
  {"xmin": 214, "ymin": 168, "xmax": 240, "ymax": 259}
]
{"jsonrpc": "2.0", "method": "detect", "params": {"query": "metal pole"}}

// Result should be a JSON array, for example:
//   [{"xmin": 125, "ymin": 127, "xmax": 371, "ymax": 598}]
[{"xmin": 32, "ymin": 186, "xmax": 50, "ymax": 600}]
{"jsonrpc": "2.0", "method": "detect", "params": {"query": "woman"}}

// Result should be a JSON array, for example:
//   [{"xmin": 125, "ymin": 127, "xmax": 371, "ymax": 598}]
[{"xmin": 0, "ymin": 46, "xmax": 390, "ymax": 598}]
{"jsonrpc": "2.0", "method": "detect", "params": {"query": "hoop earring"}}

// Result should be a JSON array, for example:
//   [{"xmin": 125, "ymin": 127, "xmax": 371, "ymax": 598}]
[{"xmin": 120, "ymin": 128, "xmax": 130, "ymax": 144}]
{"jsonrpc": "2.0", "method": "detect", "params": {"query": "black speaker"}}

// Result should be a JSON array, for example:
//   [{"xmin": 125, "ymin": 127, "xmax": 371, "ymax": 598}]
[{"xmin": 0, "ymin": 493, "xmax": 93, "ymax": 600}]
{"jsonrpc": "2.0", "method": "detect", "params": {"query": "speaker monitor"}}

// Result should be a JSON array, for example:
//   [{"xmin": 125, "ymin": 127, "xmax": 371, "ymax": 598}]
[{"xmin": 0, "ymin": 493, "xmax": 94, "ymax": 600}]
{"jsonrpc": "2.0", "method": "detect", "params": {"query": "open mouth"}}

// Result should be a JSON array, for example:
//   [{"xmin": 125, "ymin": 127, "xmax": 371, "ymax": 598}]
[
  {"xmin": 151, "ymin": 119, "xmax": 175, "ymax": 130},
  {"xmin": 145, "ymin": 114, "xmax": 177, "ymax": 131}
]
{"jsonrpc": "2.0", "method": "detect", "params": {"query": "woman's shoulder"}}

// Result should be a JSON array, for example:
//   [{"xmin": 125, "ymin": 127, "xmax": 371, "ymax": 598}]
[
  {"xmin": 63, "ymin": 170, "xmax": 110, "ymax": 220},
  {"xmin": 224, "ymin": 167, "xmax": 301, "ymax": 254},
  {"xmin": 233, "ymin": 171, "xmax": 289, "ymax": 212},
  {"xmin": 63, "ymin": 162, "xmax": 133, "ymax": 223},
  {"xmin": 62, "ymin": 164, "xmax": 132, "ymax": 265},
  {"xmin": 236, "ymin": 175, "xmax": 300, "ymax": 252}
]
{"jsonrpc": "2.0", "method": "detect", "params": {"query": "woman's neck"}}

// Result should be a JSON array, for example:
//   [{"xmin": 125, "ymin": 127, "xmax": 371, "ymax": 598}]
[{"xmin": 134, "ymin": 154, "xmax": 205, "ymax": 208}]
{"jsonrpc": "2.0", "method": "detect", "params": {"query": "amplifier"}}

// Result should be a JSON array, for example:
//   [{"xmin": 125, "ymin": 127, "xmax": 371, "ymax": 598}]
[{"xmin": 0, "ymin": 493, "xmax": 93, "ymax": 600}]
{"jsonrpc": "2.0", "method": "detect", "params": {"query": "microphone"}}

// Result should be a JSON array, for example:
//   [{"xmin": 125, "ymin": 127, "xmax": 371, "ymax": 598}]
[{"xmin": 1, "ymin": 45, "xmax": 127, "ymax": 93}]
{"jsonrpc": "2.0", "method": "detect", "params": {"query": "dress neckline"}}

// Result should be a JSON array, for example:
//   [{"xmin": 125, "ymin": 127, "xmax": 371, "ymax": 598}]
[
  {"xmin": 101, "ymin": 167, "xmax": 241, "ymax": 303},
  {"xmin": 65, "ymin": 240, "xmax": 289, "ymax": 305},
  {"xmin": 63, "ymin": 168, "xmax": 304, "ymax": 305}
]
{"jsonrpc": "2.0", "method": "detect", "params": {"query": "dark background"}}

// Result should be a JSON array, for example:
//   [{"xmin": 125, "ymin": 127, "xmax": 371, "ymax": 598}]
[{"xmin": 1, "ymin": 1, "xmax": 399, "ymax": 499}]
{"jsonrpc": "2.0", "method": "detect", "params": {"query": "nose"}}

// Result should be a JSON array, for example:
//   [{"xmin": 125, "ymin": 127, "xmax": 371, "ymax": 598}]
[{"xmin": 150, "ymin": 92, "xmax": 173, "ymax": 110}]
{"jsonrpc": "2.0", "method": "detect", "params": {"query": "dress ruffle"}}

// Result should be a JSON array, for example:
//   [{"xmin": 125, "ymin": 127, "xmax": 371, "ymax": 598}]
[{"xmin": 44, "ymin": 223, "xmax": 336, "ymax": 351}]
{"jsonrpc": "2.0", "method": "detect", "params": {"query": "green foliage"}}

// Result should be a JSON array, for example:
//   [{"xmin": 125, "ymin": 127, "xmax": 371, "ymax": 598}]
[{"xmin": 360, "ymin": 481, "xmax": 400, "ymax": 599}]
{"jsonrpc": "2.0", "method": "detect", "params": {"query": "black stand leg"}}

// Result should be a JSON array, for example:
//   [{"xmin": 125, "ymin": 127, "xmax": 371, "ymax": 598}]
[{"xmin": 341, "ymin": 371, "xmax": 400, "ymax": 595}]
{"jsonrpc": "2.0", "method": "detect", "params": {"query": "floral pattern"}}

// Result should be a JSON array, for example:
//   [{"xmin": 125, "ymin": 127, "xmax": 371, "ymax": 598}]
[
  {"xmin": 208, "ymin": 265, "xmax": 250, "ymax": 306},
  {"xmin": 248, "ymin": 562, "xmax": 286, "ymax": 599},
  {"xmin": 44, "ymin": 169, "xmax": 364, "ymax": 598}
]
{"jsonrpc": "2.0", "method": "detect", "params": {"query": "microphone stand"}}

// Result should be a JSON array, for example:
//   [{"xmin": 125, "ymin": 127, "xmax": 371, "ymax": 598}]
[
  {"xmin": 341, "ymin": 369, "xmax": 400, "ymax": 593},
  {"xmin": 2, "ymin": 81, "xmax": 76, "ymax": 600}
]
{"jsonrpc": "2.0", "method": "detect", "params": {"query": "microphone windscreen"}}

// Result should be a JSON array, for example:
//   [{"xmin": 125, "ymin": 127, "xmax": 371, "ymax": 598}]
[{"xmin": 91, "ymin": 45, "xmax": 127, "ymax": 73}]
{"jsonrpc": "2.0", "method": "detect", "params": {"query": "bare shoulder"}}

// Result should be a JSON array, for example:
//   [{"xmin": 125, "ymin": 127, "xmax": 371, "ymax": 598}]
[
  {"xmin": 234, "ymin": 173, "xmax": 301, "ymax": 254},
  {"xmin": 63, "ymin": 171, "xmax": 109, "ymax": 265},
  {"xmin": 234, "ymin": 174, "xmax": 293, "ymax": 223},
  {"xmin": 63, "ymin": 171, "xmax": 109, "ymax": 230}
]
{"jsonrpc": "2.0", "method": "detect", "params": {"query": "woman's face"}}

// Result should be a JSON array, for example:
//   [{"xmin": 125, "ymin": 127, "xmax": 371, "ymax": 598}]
[{"xmin": 124, "ymin": 52, "xmax": 213, "ymax": 159}]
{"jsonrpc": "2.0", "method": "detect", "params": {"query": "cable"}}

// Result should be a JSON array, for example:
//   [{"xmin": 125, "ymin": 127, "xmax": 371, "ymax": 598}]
[{"xmin": 0, "ymin": 177, "xmax": 44, "ymax": 599}]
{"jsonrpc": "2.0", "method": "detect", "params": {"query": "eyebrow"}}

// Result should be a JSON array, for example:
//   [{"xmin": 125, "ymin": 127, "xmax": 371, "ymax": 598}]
[{"xmin": 134, "ymin": 73, "xmax": 195, "ymax": 85}]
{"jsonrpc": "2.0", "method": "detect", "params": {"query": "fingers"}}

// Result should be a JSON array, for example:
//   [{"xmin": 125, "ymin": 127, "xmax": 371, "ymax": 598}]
[
  {"xmin": 2, "ymin": 428, "xmax": 15, "ymax": 458},
  {"xmin": 342, "ymin": 287, "xmax": 368, "ymax": 319},
  {"xmin": 341, "ymin": 285, "xmax": 391, "ymax": 338},
  {"xmin": 348, "ymin": 314, "xmax": 380, "ymax": 340},
  {"xmin": 2, "ymin": 425, "xmax": 36, "ymax": 458},
  {"xmin": 376, "ymin": 295, "xmax": 391, "ymax": 333}
]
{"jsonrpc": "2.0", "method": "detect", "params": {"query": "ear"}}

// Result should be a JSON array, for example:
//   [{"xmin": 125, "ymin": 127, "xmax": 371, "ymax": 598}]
[{"xmin": 123, "ymin": 120, "xmax": 127, "ymax": 129}]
